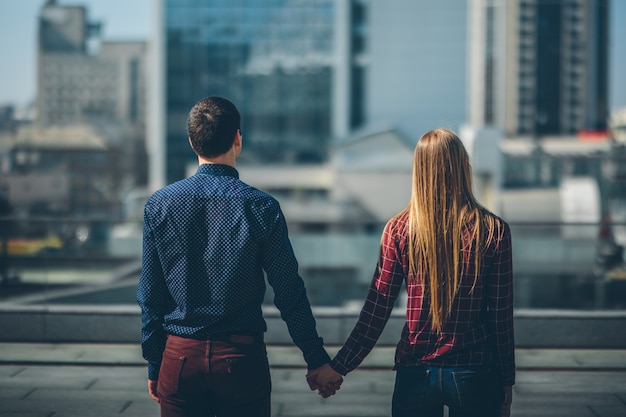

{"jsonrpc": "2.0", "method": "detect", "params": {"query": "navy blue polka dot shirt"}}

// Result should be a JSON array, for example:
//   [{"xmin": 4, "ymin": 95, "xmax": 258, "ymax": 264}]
[{"xmin": 137, "ymin": 163, "xmax": 330, "ymax": 380}]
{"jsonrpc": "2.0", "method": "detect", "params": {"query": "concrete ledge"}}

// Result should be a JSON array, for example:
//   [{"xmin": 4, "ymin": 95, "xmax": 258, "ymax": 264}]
[
  {"xmin": 0, "ymin": 305, "xmax": 140, "ymax": 343},
  {"xmin": 0, "ymin": 305, "xmax": 625, "ymax": 348},
  {"xmin": 514, "ymin": 309, "xmax": 626, "ymax": 348}
]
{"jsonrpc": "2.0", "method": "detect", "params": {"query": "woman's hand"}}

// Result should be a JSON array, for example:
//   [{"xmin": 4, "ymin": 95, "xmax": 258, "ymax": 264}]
[
  {"xmin": 500, "ymin": 385, "xmax": 513, "ymax": 417},
  {"xmin": 306, "ymin": 364, "xmax": 343, "ymax": 398}
]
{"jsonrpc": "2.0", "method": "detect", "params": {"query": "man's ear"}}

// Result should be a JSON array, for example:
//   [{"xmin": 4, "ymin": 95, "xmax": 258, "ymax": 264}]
[{"xmin": 233, "ymin": 130, "xmax": 242, "ymax": 149}]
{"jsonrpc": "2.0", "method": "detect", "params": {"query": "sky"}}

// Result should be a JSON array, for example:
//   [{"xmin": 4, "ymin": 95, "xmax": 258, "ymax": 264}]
[{"xmin": 0, "ymin": 0, "xmax": 625, "ymax": 112}]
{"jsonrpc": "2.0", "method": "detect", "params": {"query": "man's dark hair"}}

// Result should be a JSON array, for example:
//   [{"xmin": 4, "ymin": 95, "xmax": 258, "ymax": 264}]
[{"xmin": 187, "ymin": 96, "xmax": 241, "ymax": 158}]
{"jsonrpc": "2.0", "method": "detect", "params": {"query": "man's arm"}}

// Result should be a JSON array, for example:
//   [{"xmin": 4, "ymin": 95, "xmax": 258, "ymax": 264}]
[
  {"xmin": 262, "ymin": 208, "xmax": 330, "ymax": 370},
  {"xmin": 137, "ymin": 210, "xmax": 170, "ymax": 382}
]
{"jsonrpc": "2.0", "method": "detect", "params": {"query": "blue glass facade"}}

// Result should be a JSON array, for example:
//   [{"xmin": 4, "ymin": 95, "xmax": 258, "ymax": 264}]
[{"xmin": 164, "ymin": 0, "xmax": 337, "ymax": 183}]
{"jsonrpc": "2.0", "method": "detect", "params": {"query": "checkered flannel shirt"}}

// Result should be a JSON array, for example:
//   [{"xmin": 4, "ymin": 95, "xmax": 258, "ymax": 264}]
[{"xmin": 330, "ymin": 211, "xmax": 515, "ymax": 386}]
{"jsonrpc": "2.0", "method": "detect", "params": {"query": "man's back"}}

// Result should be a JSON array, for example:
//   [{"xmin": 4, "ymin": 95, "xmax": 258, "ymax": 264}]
[{"xmin": 142, "ymin": 163, "xmax": 279, "ymax": 337}]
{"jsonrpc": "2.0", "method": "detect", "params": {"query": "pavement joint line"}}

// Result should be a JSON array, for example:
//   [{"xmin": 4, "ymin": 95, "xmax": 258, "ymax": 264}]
[
  {"xmin": 10, "ymin": 367, "xmax": 26, "ymax": 377},
  {"xmin": 1, "ymin": 360, "xmax": 626, "ymax": 372},
  {"xmin": 2, "ymin": 344, "xmax": 626, "ymax": 371},
  {"xmin": 20, "ymin": 388, "xmax": 36, "ymax": 400},
  {"xmin": 119, "ymin": 401, "xmax": 132, "ymax": 413},
  {"xmin": 84, "ymin": 378, "xmax": 98, "ymax": 390}
]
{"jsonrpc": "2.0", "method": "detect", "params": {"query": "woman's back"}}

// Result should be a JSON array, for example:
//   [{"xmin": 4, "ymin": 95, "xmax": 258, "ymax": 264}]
[{"xmin": 385, "ymin": 209, "xmax": 514, "ymax": 381}]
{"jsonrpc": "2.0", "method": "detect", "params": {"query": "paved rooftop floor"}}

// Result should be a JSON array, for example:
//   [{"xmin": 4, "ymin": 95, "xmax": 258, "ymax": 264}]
[{"xmin": 0, "ymin": 343, "xmax": 625, "ymax": 417}]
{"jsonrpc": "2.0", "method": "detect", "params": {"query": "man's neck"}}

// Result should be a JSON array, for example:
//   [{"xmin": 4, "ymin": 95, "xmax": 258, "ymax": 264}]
[{"xmin": 197, "ymin": 154, "xmax": 236, "ymax": 168}]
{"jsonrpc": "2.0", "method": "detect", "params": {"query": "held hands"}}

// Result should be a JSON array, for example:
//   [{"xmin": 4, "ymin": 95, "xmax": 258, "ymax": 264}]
[{"xmin": 306, "ymin": 364, "xmax": 343, "ymax": 398}]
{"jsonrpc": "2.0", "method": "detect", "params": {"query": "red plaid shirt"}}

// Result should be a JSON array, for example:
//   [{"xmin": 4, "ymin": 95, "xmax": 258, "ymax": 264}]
[{"xmin": 330, "ymin": 211, "xmax": 515, "ymax": 386}]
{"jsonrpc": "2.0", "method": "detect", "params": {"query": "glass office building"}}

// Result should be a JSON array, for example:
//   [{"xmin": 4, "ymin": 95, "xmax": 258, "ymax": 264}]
[{"xmin": 154, "ymin": 0, "xmax": 366, "ymax": 185}]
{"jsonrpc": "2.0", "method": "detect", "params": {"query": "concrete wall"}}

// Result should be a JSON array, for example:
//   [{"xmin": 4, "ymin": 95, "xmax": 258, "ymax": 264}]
[{"xmin": 1, "ymin": 305, "xmax": 625, "ymax": 348}]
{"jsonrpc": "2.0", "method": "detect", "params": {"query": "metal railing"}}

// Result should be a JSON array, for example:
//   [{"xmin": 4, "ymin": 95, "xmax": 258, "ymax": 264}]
[{"xmin": 1, "ymin": 217, "xmax": 624, "ymax": 311}]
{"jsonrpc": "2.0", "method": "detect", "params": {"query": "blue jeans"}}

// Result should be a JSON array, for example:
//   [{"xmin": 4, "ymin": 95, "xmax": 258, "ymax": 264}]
[{"xmin": 392, "ymin": 365, "xmax": 501, "ymax": 417}]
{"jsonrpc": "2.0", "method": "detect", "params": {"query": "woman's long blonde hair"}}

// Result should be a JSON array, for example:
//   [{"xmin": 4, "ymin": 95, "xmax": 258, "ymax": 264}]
[{"xmin": 402, "ymin": 128, "xmax": 502, "ymax": 333}]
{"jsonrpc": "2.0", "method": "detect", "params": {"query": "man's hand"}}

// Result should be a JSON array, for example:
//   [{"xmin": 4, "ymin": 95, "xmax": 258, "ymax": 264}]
[
  {"xmin": 306, "ymin": 364, "xmax": 343, "ymax": 398},
  {"xmin": 500, "ymin": 385, "xmax": 513, "ymax": 417},
  {"xmin": 148, "ymin": 379, "xmax": 159, "ymax": 403}
]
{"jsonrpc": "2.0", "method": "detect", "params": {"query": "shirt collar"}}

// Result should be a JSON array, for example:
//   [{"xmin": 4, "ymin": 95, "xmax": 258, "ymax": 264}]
[{"xmin": 195, "ymin": 163, "xmax": 239, "ymax": 179}]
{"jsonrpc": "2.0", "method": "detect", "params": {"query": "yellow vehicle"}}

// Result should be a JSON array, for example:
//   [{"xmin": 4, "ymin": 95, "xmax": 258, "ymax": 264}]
[{"xmin": 7, "ymin": 236, "xmax": 63, "ymax": 255}]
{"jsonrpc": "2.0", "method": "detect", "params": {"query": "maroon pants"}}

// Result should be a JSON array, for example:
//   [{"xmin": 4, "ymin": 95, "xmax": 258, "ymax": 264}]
[{"xmin": 157, "ymin": 334, "xmax": 271, "ymax": 417}]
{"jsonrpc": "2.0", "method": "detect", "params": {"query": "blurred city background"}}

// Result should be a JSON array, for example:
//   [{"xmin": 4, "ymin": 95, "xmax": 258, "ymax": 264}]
[{"xmin": 0, "ymin": 0, "xmax": 625, "ymax": 342}]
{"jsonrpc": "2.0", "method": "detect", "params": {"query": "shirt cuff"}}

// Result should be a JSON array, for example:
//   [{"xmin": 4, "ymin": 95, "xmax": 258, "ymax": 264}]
[
  {"xmin": 329, "ymin": 357, "xmax": 351, "ymax": 376},
  {"xmin": 304, "ymin": 347, "xmax": 331, "ymax": 371},
  {"xmin": 148, "ymin": 362, "xmax": 161, "ymax": 381}
]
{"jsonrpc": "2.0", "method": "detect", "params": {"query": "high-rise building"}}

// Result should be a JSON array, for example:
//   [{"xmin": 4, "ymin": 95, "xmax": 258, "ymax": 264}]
[
  {"xmin": 151, "ymin": 0, "xmax": 367, "ymax": 186},
  {"xmin": 37, "ymin": 1, "xmax": 147, "ymax": 134},
  {"xmin": 151, "ymin": 0, "xmax": 470, "ymax": 188},
  {"xmin": 468, "ymin": 0, "xmax": 609, "ymax": 137}
]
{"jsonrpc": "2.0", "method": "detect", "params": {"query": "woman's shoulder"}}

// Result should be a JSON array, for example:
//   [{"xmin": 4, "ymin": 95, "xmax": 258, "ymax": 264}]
[
  {"xmin": 477, "ymin": 205, "xmax": 509, "ymax": 228},
  {"xmin": 385, "ymin": 209, "xmax": 410, "ymax": 237},
  {"xmin": 477, "ymin": 209, "xmax": 512, "ymax": 246}
]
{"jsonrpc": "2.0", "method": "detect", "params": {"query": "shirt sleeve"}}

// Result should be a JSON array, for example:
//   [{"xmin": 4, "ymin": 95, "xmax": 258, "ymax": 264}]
[
  {"xmin": 486, "ymin": 222, "xmax": 515, "ymax": 386},
  {"xmin": 330, "ymin": 221, "xmax": 405, "ymax": 375},
  {"xmin": 263, "ymin": 207, "xmax": 330, "ymax": 370},
  {"xmin": 136, "ymin": 205, "xmax": 170, "ymax": 380}
]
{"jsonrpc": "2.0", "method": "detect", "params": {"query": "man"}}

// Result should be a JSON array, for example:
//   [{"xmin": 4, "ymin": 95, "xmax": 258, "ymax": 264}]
[{"xmin": 137, "ymin": 96, "xmax": 334, "ymax": 416}]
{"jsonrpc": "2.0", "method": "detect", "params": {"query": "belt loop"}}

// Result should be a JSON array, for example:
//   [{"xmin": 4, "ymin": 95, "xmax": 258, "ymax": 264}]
[{"xmin": 438, "ymin": 367, "xmax": 443, "ymax": 399}]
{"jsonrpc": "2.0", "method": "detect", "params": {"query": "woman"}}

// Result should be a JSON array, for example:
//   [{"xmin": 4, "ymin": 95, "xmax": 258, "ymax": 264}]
[{"xmin": 309, "ymin": 128, "xmax": 514, "ymax": 417}]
